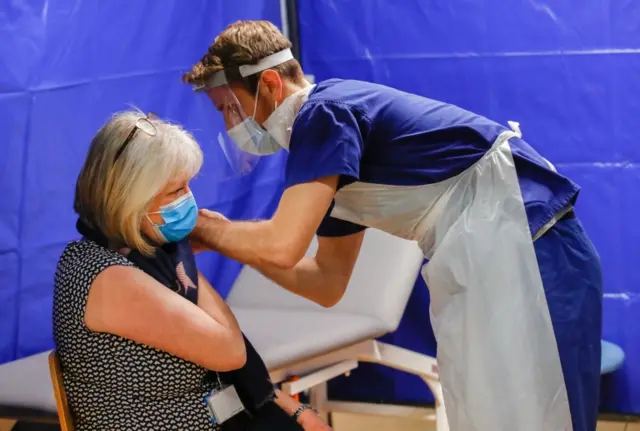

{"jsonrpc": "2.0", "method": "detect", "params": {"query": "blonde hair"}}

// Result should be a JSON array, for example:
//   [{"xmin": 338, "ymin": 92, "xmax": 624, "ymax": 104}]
[
  {"xmin": 74, "ymin": 110, "xmax": 203, "ymax": 255},
  {"xmin": 182, "ymin": 20, "xmax": 305, "ymax": 93}
]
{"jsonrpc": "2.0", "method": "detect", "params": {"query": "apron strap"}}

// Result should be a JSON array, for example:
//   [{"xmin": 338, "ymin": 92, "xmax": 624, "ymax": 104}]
[{"xmin": 507, "ymin": 121, "xmax": 522, "ymax": 138}]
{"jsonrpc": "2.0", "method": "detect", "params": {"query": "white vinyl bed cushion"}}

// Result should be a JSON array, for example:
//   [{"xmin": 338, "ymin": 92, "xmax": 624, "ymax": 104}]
[
  {"xmin": 231, "ymin": 307, "xmax": 388, "ymax": 369},
  {"xmin": 0, "ymin": 350, "xmax": 56, "ymax": 412}
]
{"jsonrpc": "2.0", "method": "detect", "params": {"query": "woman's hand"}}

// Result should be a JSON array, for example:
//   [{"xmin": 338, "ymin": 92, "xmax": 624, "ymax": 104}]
[
  {"xmin": 297, "ymin": 410, "xmax": 333, "ymax": 431},
  {"xmin": 273, "ymin": 390, "xmax": 333, "ymax": 431}
]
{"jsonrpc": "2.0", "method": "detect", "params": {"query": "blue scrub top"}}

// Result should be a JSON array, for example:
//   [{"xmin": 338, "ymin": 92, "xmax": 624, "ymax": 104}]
[{"xmin": 285, "ymin": 79, "xmax": 580, "ymax": 238}]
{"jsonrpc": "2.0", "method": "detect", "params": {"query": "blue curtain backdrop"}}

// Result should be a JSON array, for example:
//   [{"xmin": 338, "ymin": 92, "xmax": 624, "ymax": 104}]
[
  {"xmin": 297, "ymin": 0, "xmax": 640, "ymax": 415},
  {"xmin": 0, "ymin": 0, "xmax": 286, "ymax": 362}
]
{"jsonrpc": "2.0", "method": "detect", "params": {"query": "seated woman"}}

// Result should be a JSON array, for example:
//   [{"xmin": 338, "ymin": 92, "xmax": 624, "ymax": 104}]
[{"xmin": 53, "ymin": 111, "xmax": 330, "ymax": 430}]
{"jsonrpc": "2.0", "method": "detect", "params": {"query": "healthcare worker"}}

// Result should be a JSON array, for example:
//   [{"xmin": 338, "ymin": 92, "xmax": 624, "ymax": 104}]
[{"xmin": 183, "ymin": 20, "xmax": 603, "ymax": 431}]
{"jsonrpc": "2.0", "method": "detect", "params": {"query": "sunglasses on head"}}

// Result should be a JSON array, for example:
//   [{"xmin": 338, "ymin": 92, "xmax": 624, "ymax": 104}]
[{"xmin": 113, "ymin": 112, "xmax": 158, "ymax": 163}]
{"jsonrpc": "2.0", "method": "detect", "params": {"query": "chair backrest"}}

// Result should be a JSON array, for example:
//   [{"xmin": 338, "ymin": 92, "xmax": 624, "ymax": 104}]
[
  {"xmin": 226, "ymin": 229, "xmax": 424, "ymax": 332},
  {"xmin": 48, "ymin": 351, "xmax": 75, "ymax": 431}
]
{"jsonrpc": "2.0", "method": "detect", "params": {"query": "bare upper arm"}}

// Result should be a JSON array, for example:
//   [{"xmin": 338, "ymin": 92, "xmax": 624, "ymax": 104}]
[
  {"xmin": 84, "ymin": 265, "xmax": 245, "ymax": 371},
  {"xmin": 196, "ymin": 270, "xmax": 242, "ymax": 332},
  {"xmin": 315, "ymin": 230, "xmax": 365, "ymax": 302},
  {"xmin": 270, "ymin": 176, "xmax": 339, "ymax": 266}
]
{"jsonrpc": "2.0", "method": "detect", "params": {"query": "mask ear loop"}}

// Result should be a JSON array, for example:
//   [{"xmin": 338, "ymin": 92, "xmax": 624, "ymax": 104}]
[
  {"xmin": 145, "ymin": 214, "xmax": 168, "ymax": 244},
  {"xmin": 252, "ymin": 72, "xmax": 282, "ymax": 119},
  {"xmin": 251, "ymin": 76, "xmax": 261, "ymax": 119},
  {"xmin": 275, "ymin": 76, "xmax": 283, "ymax": 110}
]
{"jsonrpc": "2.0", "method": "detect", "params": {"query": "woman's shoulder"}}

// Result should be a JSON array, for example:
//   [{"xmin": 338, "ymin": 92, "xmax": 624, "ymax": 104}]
[
  {"xmin": 56, "ymin": 239, "xmax": 133, "ymax": 285},
  {"xmin": 53, "ymin": 240, "xmax": 136, "ymax": 333},
  {"xmin": 60, "ymin": 238, "xmax": 131, "ymax": 264}
]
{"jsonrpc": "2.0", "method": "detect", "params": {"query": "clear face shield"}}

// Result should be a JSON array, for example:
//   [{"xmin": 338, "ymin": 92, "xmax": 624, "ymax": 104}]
[{"xmin": 192, "ymin": 49, "xmax": 295, "ymax": 177}]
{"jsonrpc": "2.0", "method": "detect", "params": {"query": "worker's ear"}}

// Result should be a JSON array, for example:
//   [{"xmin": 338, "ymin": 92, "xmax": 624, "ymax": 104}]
[{"xmin": 259, "ymin": 70, "xmax": 284, "ymax": 106}]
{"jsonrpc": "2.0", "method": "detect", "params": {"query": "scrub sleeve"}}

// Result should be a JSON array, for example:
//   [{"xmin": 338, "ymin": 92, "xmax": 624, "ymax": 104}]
[{"xmin": 284, "ymin": 101, "xmax": 368, "ymax": 237}]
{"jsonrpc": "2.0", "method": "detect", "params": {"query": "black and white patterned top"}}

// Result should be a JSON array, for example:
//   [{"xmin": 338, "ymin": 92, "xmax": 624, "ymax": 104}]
[{"xmin": 53, "ymin": 239, "xmax": 222, "ymax": 430}]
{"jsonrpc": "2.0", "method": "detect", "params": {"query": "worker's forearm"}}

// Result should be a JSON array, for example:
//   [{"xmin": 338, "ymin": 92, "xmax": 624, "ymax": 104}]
[
  {"xmin": 193, "ymin": 218, "xmax": 286, "ymax": 268},
  {"xmin": 193, "ymin": 216, "xmax": 347, "ymax": 306},
  {"xmin": 257, "ymin": 257, "xmax": 346, "ymax": 307}
]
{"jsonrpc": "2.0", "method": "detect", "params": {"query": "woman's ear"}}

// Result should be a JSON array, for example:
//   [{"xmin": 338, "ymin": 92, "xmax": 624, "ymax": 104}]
[{"xmin": 259, "ymin": 70, "xmax": 284, "ymax": 105}]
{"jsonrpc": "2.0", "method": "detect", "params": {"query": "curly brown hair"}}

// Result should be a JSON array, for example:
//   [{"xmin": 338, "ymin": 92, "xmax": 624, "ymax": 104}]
[{"xmin": 182, "ymin": 20, "xmax": 305, "ymax": 93}]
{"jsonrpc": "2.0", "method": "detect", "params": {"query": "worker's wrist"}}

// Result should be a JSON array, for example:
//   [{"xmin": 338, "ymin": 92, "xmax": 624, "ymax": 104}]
[{"xmin": 193, "ymin": 216, "xmax": 224, "ymax": 248}]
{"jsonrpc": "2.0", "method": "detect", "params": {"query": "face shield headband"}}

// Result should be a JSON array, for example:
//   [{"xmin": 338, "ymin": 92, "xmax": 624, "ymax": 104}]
[{"xmin": 192, "ymin": 49, "xmax": 295, "ymax": 177}]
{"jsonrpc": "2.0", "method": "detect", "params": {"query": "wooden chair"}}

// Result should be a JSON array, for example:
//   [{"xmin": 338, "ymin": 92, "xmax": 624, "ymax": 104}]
[{"xmin": 48, "ymin": 351, "xmax": 75, "ymax": 431}]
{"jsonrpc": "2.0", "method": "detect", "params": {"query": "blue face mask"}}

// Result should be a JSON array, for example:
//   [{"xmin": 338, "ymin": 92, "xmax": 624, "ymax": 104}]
[{"xmin": 148, "ymin": 191, "xmax": 198, "ymax": 243}]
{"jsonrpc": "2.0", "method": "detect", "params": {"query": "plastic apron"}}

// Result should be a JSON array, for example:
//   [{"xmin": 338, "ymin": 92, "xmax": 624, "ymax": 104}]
[{"xmin": 330, "ymin": 123, "xmax": 572, "ymax": 431}]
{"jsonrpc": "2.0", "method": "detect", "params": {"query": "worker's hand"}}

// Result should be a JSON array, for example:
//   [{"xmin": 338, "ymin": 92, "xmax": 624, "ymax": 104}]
[
  {"xmin": 189, "ymin": 209, "xmax": 230, "ymax": 253},
  {"xmin": 199, "ymin": 208, "xmax": 229, "ymax": 223},
  {"xmin": 189, "ymin": 239, "xmax": 209, "ymax": 254}
]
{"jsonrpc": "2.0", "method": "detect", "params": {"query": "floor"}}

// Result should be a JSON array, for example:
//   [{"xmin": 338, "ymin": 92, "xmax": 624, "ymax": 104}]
[
  {"xmin": 1, "ymin": 414, "xmax": 638, "ymax": 430},
  {"xmin": 330, "ymin": 413, "xmax": 640, "ymax": 431}
]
